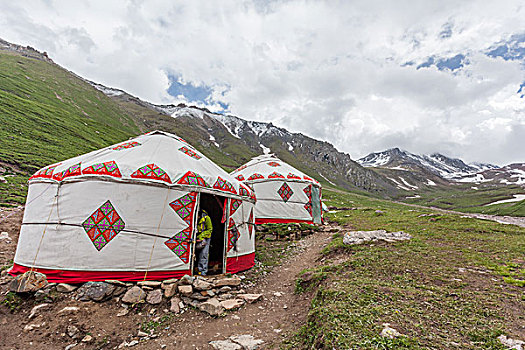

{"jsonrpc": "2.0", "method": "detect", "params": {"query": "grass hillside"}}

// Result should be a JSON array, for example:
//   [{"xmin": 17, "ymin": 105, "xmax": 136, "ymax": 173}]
[
  {"xmin": 0, "ymin": 51, "xmax": 139, "ymax": 205},
  {"xmin": 402, "ymin": 183, "xmax": 525, "ymax": 217},
  {"xmin": 286, "ymin": 188, "xmax": 525, "ymax": 349}
]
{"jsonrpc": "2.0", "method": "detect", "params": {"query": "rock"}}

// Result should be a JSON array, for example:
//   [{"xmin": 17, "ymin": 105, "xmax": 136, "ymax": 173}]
[
  {"xmin": 81, "ymin": 335, "xmax": 93, "ymax": 342},
  {"xmin": 209, "ymin": 340, "xmax": 242, "ymax": 350},
  {"xmin": 179, "ymin": 274, "xmax": 194, "ymax": 285},
  {"xmin": 190, "ymin": 292, "xmax": 209, "ymax": 301},
  {"xmin": 170, "ymin": 297, "xmax": 181, "ymax": 313},
  {"xmin": 375, "ymin": 210, "xmax": 384, "ymax": 215},
  {"xmin": 213, "ymin": 277, "xmax": 241, "ymax": 288},
  {"xmin": 126, "ymin": 340, "xmax": 139, "ymax": 347},
  {"xmin": 193, "ymin": 278, "xmax": 212, "ymax": 291},
  {"xmin": 146, "ymin": 289, "xmax": 163, "ymax": 305},
  {"xmin": 9, "ymin": 271, "xmax": 48, "ymax": 293},
  {"xmin": 67, "ymin": 325, "xmax": 80, "ymax": 338},
  {"xmin": 343, "ymin": 230, "xmax": 411, "ymax": 245},
  {"xmin": 219, "ymin": 293, "xmax": 234, "ymax": 300},
  {"xmin": 178, "ymin": 285, "xmax": 193, "ymax": 296},
  {"xmin": 200, "ymin": 289, "xmax": 215, "ymax": 297},
  {"xmin": 181, "ymin": 296, "xmax": 200, "ymax": 308},
  {"xmin": 65, "ymin": 343, "xmax": 77, "ymax": 350},
  {"xmin": 105, "ymin": 280, "xmax": 128, "ymax": 286},
  {"xmin": 273, "ymin": 292, "xmax": 283, "ymax": 297},
  {"xmin": 380, "ymin": 323, "xmax": 404, "ymax": 339},
  {"xmin": 137, "ymin": 281, "xmax": 162, "ymax": 287},
  {"xmin": 56, "ymin": 283, "xmax": 77, "ymax": 293},
  {"xmin": 220, "ymin": 299, "xmax": 245, "ymax": 310},
  {"xmin": 137, "ymin": 330, "xmax": 148, "ymax": 337},
  {"xmin": 230, "ymin": 335, "xmax": 264, "ymax": 350},
  {"xmin": 161, "ymin": 278, "xmax": 178, "ymax": 289},
  {"xmin": 0, "ymin": 232, "xmax": 10, "ymax": 240},
  {"xmin": 58, "ymin": 306, "xmax": 80, "ymax": 314},
  {"xmin": 28, "ymin": 303, "xmax": 50, "ymax": 319},
  {"xmin": 198, "ymin": 297, "xmax": 224, "ymax": 316},
  {"xmin": 218, "ymin": 286, "xmax": 232, "ymax": 293},
  {"xmin": 163, "ymin": 283, "xmax": 177, "ymax": 298},
  {"xmin": 24, "ymin": 322, "xmax": 44, "ymax": 331},
  {"xmin": 498, "ymin": 335, "xmax": 524, "ymax": 350},
  {"xmin": 77, "ymin": 282, "xmax": 115, "ymax": 302},
  {"xmin": 117, "ymin": 308, "xmax": 129, "ymax": 317},
  {"xmin": 122, "ymin": 286, "xmax": 146, "ymax": 304},
  {"xmin": 238, "ymin": 294, "xmax": 263, "ymax": 303},
  {"xmin": 112, "ymin": 286, "xmax": 127, "ymax": 296}
]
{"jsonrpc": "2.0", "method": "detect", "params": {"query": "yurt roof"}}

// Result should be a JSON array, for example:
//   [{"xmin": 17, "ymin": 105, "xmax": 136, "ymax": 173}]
[
  {"xmin": 231, "ymin": 154, "xmax": 321, "ymax": 186},
  {"xmin": 29, "ymin": 130, "xmax": 255, "ymax": 201}
]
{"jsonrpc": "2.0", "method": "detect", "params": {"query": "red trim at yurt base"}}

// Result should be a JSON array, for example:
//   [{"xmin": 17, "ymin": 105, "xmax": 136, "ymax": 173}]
[
  {"xmin": 255, "ymin": 218, "xmax": 314, "ymax": 225},
  {"xmin": 9, "ymin": 263, "xmax": 191, "ymax": 283},
  {"xmin": 226, "ymin": 252, "xmax": 255, "ymax": 274}
]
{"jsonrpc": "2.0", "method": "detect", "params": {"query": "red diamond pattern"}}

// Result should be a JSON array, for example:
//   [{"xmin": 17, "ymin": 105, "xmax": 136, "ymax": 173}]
[
  {"xmin": 177, "ymin": 171, "xmax": 209, "ymax": 187},
  {"xmin": 112, "ymin": 141, "xmax": 141, "ymax": 151},
  {"xmin": 278, "ymin": 182, "xmax": 293, "ymax": 202},
  {"xmin": 247, "ymin": 173, "xmax": 264, "ymax": 181},
  {"xmin": 268, "ymin": 172, "xmax": 285, "ymax": 179},
  {"xmin": 227, "ymin": 218, "xmax": 240, "ymax": 252},
  {"xmin": 52, "ymin": 163, "xmax": 82, "ymax": 181},
  {"xmin": 82, "ymin": 200, "xmax": 125, "ymax": 251},
  {"xmin": 213, "ymin": 177, "xmax": 237, "ymax": 194},
  {"xmin": 179, "ymin": 146, "xmax": 202, "ymax": 160}
]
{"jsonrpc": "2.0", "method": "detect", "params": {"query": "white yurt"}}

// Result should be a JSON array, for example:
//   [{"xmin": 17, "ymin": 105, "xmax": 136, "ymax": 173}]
[
  {"xmin": 11, "ymin": 131, "xmax": 256, "ymax": 282},
  {"xmin": 230, "ymin": 154, "xmax": 322, "ymax": 225}
]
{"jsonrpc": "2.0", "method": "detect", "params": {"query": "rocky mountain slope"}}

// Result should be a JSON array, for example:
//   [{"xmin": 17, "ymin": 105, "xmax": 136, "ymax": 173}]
[
  {"xmin": 88, "ymin": 83, "xmax": 399, "ymax": 196},
  {"xmin": 0, "ymin": 38, "xmax": 401, "ymax": 207}
]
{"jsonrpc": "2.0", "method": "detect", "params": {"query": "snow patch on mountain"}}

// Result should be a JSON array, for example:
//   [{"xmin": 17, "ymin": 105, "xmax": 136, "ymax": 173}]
[
  {"xmin": 386, "ymin": 177, "xmax": 413, "ymax": 191},
  {"xmin": 357, "ymin": 148, "xmax": 499, "ymax": 181},
  {"xmin": 209, "ymin": 134, "xmax": 219, "ymax": 147},
  {"xmin": 90, "ymin": 82, "xmax": 124, "ymax": 97},
  {"xmin": 426, "ymin": 179, "xmax": 437, "ymax": 186},
  {"xmin": 260, "ymin": 144, "xmax": 271, "ymax": 154}
]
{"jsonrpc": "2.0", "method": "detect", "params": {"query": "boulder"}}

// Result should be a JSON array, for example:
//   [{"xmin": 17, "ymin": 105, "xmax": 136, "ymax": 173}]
[
  {"xmin": 121, "ymin": 286, "xmax": 146, "ymax": 304},
  {"xmin": 161, "ymin": 278, "xmax": 178, "ymax": 289},
  {"xmin": 238, "ymin": 294, "xmax": 263, "ymax": 303},
  {"xmin": 76, "ymin": 282, "xmax": 115, "ymax": 302},
  {"xmin": 229, "ymin": 335, "xmax": 264, "ymax": 350},
  {"xmin": 220, "ymin": 299, "xmax": 244, "ymax": 310},
  {"xmin": 193, "ymin": 278, "xmax": 212, "ymax": 291},
  {"xmin": 380, "ymin": 323, "xmax": 404, "ymax": 339},
  {"xmin": 170, "ymin": 296, "xmax": 181, "ymax": 313},
  {"xmin": 213, "ymin": 277, "xmax": 241, "ymax": 288},
  {"xmin": 56, "ymin": 283, "xmax": 77, "ymax": 293},
  {"xmin": 146, "ymin": 289, "xmax": 163, "ymax": 305},
  {"xmin": 209, "ymin": 340, "xmax": 242, "ymax": 350},
  {"xmin": 9, "ymin": 271, "xmax": 48, "ymax": 293},
  {"xmin": 178, "ymin": 285, "xmax": 193, "ymax": 296},
  {"xmin": 198, "ymin": 297, "xmax": 223, "ymax": 316}
]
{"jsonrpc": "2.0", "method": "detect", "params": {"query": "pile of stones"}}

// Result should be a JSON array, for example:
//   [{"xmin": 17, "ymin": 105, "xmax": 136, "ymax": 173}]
[{"xmin": 9, "ymin": 271, "xmax": 262, "ymax": 317}]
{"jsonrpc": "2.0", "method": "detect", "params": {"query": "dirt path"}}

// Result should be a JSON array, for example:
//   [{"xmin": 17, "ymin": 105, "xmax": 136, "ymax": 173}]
[{"xmin": 140, "ymin": 229, "xmax": 334, "ymax": 349}]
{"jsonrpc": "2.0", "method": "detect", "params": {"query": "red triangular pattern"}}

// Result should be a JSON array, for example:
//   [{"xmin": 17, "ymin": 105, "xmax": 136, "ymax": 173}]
[
  {"xmin": 268, "ymin": 172, "xmax": 285, "ymax": 179},
  {"xmin": 213, "ymin": 176, "xmax": 237, "ymax": 194},
  {"xmin": 131, "ymin": 164, "xmax": 171, "ymax": 183},
  {"xmin": 229, "ymin": 199, "xmax": 242, "ymax": 217},
  {"xmin": 177, "ymin": 171, "xmax": 209, "ymax": 187},
  {"xmin": 82, "ymin": 161, "xmax": 122, "ymax": 178}
]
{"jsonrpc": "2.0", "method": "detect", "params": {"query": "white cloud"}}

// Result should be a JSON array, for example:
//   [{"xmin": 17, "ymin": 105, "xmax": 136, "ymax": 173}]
[{"xmin": 0, "ymin": 0, "xmax": 524, "ymax": 164}]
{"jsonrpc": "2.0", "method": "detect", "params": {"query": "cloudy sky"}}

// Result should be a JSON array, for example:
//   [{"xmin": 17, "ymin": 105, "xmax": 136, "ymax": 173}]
[{"xmin": 1, "ymin": 1, "xmax": 524, "ymax": 165}]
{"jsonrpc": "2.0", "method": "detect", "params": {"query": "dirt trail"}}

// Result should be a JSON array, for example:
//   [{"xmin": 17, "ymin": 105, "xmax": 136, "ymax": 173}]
[{"xmin": 141, "ymin": 229, "xmax": 334, "ymax": 349}]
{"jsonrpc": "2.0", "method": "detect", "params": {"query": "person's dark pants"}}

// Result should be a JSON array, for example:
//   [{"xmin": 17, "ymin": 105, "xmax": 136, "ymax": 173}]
[{"xmin": 197, "ymin": 238, "xmax": 211, "ymax": 275}]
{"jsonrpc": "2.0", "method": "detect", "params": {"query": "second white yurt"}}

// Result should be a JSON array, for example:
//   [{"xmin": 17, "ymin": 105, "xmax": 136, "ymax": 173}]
[
  {"xmin": 231, "ymin": 154, "xmax": 322, "ymax": 224},
  {"xmin": 11, "ymin": 131, "xmax": 256, "ymax": 282}
]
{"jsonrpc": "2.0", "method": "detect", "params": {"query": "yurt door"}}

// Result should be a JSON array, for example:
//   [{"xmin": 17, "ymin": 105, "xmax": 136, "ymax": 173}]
[{"xmin": 196, "ymin": 193, "xmax": 227, "ymax": 275}]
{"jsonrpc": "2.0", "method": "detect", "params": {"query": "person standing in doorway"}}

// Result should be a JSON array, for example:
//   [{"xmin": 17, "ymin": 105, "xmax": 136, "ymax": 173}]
[{"xmin": 196, "ymin": 209, "xmax": 213, "ymax": 275}]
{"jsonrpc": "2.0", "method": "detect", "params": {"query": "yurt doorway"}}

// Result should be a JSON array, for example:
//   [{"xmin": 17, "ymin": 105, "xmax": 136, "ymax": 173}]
[{"xmin": 196, "ymin": 193, "xmax": 227, "ymax": 275}]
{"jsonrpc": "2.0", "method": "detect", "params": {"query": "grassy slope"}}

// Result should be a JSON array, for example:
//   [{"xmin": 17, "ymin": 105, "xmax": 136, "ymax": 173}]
[
  {"xmin": 402, "ymin": 183, "xmax": 525, "ymax": 217},
  {"xmin": 286, "ymin": 189, "xmax": 524, "ymax": 349},
  {"xmin": 0, "ymin": 51, "xmax": 139, "ymax": 205}
]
